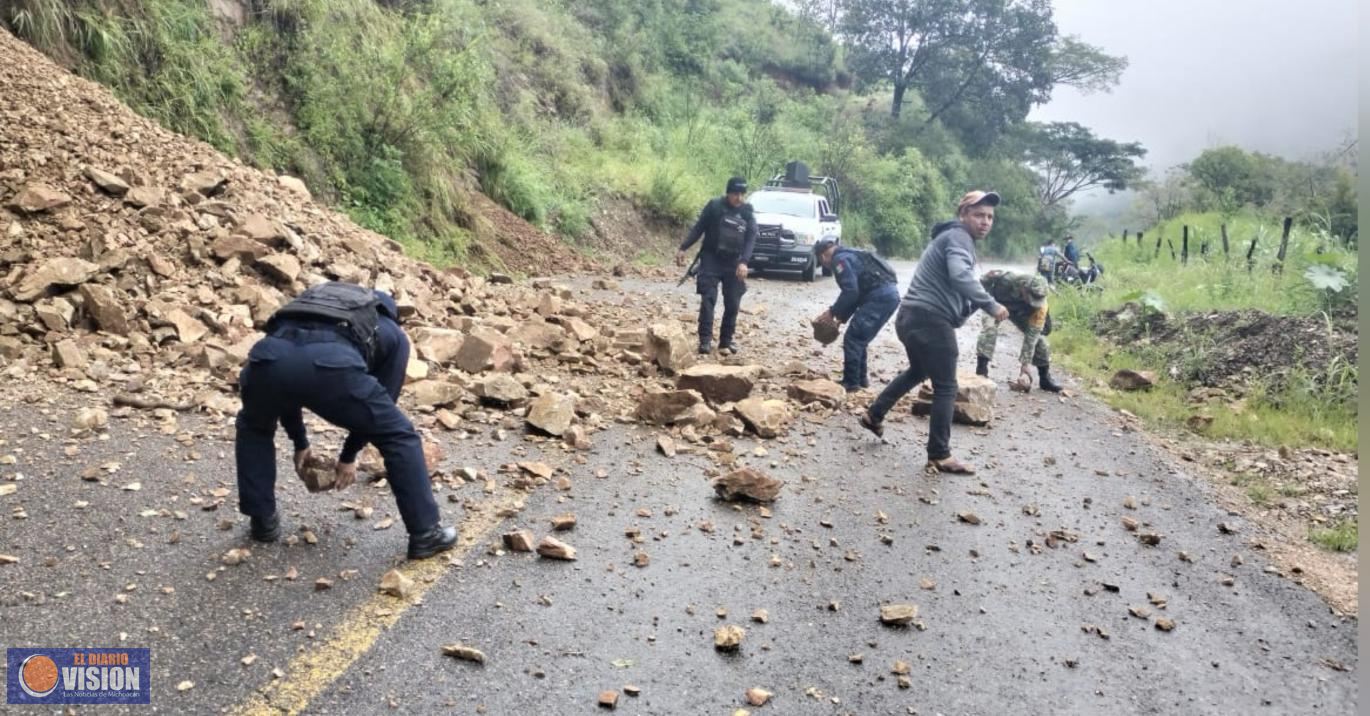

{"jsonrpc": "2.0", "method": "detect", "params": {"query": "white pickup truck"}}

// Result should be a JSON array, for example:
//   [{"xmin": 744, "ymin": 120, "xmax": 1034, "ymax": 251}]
[{"xmin": 746, "ymin": 165, "xmax": 841, "ymax": 282}]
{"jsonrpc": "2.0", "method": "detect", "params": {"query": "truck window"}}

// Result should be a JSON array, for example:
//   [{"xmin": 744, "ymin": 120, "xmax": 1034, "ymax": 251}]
[
  {"xmin": 750, "ymin": 192, "xmax": 815, "ymax": 218},
  {"xmin": 818, "ymin": 199, "xmax": 830, "ymax": 217}
]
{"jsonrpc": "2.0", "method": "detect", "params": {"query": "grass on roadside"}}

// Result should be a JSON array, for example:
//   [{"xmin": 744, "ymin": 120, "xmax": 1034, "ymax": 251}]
[{"xmin": 1309, "ymin": 520, "xmax": 1358, "ymax": 553}]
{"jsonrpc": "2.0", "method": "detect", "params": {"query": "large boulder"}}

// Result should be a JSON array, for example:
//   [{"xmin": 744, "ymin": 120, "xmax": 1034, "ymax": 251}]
[
  {"xmin": 647, "ymin": 322, "xmax": 694, "ymax": 373},
  {"xmin": 83, "ymin": 167, "xmax": 130, "ymax": 197},
  {"xmin": 1110, "ymin": 369, "xmax": 1157, "ymax": 391},
  {"xmin": 8, "ymin": 183, "xmax": 71, "ymax": 213},
  {"xmin": 713, "ymin": 467, "xmax": 784, "ymax": 502},
  {"xmin": 474, "ymin": 374, "xmax": 528, "ymax": 407},
  {"xmin": 79, "ymin": 284, "xmax": 131, "ymax": 335},
  {"xmin": 734, "ymin": 397, "xmax": 792, "ymax": 438},
  {"xmin": 636, "ymin": 389, "xmax": 704, "ymax": 425},
  {"xmin": 11, "ymin": 258, "xmax": 100, "ymax": 302},
  {"xmin": 510, "ymin": 320, "xmax": 567, "ymax": 352},
  {"xmin": 411, "ymin": 327, "xmax": 466, "ymax": 364},
  {"xmin": 526, "ymin": 392, "xmax": 576, "ymax": 436},
  {"xmin": 456, "ymin": 327, "xmax": 516, "ymax": 374},
  {"xmin": 911, "ymin": 372, "xmax": 995, "ymax": 426},
  {"xmin": 676, "ymin": 364, "xmax": 760, "ymax": 404},
  {"xmin": 409, "ymin": 379, "xmax": 465, "ymax": 407},
  {"xmin": 787, "ymin": 378, "xmax": 845, "ymax": 408}
]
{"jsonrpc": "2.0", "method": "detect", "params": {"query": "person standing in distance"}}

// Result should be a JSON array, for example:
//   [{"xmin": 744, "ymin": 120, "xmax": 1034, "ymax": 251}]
[
  {"xmin": 676, "ymin": 176, "xmax": 757, "ymax": 355},
  {"xmin": 858, "ymin": 191, "xmax": 1009, "ymax": 475},
  {"xmin": 234, "ymin": 282, "xmax": 458, "ymax": 560},
  {"xmin": 812, "ymin": 237, "xmax": 901, "ymax": 392}
]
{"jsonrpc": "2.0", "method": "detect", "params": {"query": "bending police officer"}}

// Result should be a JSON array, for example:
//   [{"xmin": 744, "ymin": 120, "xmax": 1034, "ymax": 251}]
[
  {"xmin": 813, "ymin": 238, "xmax": 901, "ymax": 392},
  {"xmin": 676, "ymin": 176, "xmax": 757, "ymax": 355},
  {"xmin": 235, "ymin": 282, "xmax": 457, "ymax": 560}
]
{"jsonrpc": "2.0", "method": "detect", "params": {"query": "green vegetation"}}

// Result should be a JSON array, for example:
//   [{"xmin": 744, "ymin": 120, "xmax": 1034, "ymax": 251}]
[
  {"xmin": 1309, "ymin": 520, "xmax": 1358, "ymax": 553},
  {"xmin": 2, "ymin": 0, "xmax": 1143, "ymax": 264}
]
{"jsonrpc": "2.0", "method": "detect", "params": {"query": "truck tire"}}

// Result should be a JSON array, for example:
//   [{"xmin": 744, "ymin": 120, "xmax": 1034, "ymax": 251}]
[{"xmin": 801, "ymin": 257, "xmax": 816, "ymax": 282}]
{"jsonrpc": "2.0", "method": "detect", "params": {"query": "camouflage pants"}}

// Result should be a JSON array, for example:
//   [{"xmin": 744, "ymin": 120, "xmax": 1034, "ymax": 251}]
[{"xmin": 977, "ymin": 314, "xmax": 1050, "ymax": 367}]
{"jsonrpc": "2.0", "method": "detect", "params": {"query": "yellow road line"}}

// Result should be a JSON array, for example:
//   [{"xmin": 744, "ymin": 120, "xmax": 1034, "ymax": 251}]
[{"xmin": 232, "ymin": 489, "xmax": 522, "ymax": 716}]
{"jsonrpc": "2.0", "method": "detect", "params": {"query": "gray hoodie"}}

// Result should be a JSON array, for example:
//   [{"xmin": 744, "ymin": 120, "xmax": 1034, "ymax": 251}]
[{"xmin": 900, "ymin": 220, "xmax": 1003, "ymax": 327}]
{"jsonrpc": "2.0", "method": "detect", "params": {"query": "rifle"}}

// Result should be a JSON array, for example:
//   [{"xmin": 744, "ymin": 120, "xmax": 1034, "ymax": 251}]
[{"xmin": 677, "ymin": 252, "xmax": 702, "ymax": 287}]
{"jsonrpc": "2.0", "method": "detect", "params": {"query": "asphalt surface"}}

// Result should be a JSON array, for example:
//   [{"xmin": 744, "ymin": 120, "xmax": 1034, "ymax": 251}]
[{"xmin": 0, "ymin": 261, "xmax": 1358, "ymax": 715}]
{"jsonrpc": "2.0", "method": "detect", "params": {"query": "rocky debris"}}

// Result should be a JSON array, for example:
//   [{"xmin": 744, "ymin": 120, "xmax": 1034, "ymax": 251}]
[
  {"xmin": 8, "ymin": 183, "xmax": 71, "ymax": 213},
  {"xmin": 598, "ymin": 690, "xmax": 619, "ymax": 709},
  {"xmin": 786, "ymin": 378, "xmax": 845, "ymax": 408},
  {"xmin": 536, "ymin": 536, "xmax": 577, "ymax": 560},
  {"xmin": 1155, "ymin": 617, "xmax": 1177, "ymax": 632},
  {"xmin": 456, "ymin": 327, "xmax": 517, "ymax": 374},
  {"xmin": 676, "ymin": 364, "xmax": 760, "ymax": 403},
  {"xmin": 733, "ymin": 397, "xmax": 792, "ymax": 438},
  {"xmin": 636, "ymin": 390, "xmax": 704, "ymax": 425},
  {"xmin": 1186, "ymin": 414, "xmax": 1214, "ymax": 432},
  {"xmin": 550, "ymin": 513, "xmax": 577, "ymax": 531},
  {"xmin": 72, "ymin": 407, "xmax": 108, "ymax": 431},
  {"xmin": 1110, "ymin": 369, "xmax": 1157, "ymax": 391},
  {"xmin": 563, "ymin": 425, "xmax": 592, "ymax": 450},
  {"xmin": 744, "ymin": 688, "xmax": 772, "ymax": 706},
  {"xmin": 526, "ymin": 392, "xmax": 576, "ymax": 436},
  {"xmin": 51, "ymin": 339, "xmax": 87, "ymax": 369},
  {"xmin": 879, "ymin": 604, "xmax": 918, "ymax": 626},
  {"xmin": 714, "ymin": 625, "xmax": 745, "ymax": 651},
  {"xmin": 409, "ymin": 380, "xmax": 465, "ymax": 408},
  {"xmin": 474, "ymin": 374, "xmax": 528, "ymax": 407},
  {"xmin": 591, "ymin": 278, "xmax": 619, "ymax": 290},
  {"xmin": 647, "ymin": 322, "xmax": 694, "ymax": 373},
  {"xmin": 378, "ymin": 569, "xmax": 415, "ymax": 599},
  {"xmin": 911, "ymin": 372, "xmax": 996, "ymax": 426},
  {"xmin": 83, "ymin": 167, "xmax": 130, "ymax": 197},
  {"xmin": 811, "ymin": 316, "xmax": 840, "ymax": 345},
  {"xmin": 411, "ymin": 327, "xmax": 467, "ymax": 364},
  {"xmin": 277, "ymin": 175, "xmax": 310, "ymax": 199},
  {"xmin": 222, "ymin": 548, "xmax": 251, "ymax": 566},
  {"xmin": 502, "ymin": 529, "xmax": 536, "ymax": 552},
  {"xmin": 956, "ymin": 511, "xmax": 982, "ymax": 525},
  {"xmin": 11, "ymin": 258, "xmax": 100, "ymax": 302},
  {"xmin": 713, "ymin": 468, "xmax": 784, "ymax": 503},
  {"xmin": 441, "ymin": 644, "xmax": 486, "ymax": 664},
  {"xmin": 79, "ymin": 283, "xmax": 131, "ymax": 334}
]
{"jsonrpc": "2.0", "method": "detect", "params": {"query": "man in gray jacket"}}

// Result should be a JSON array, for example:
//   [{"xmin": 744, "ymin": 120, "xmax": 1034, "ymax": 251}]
[{"xmin": 858, "ymin": 191, "xmax": 1008, "ymax": 475}]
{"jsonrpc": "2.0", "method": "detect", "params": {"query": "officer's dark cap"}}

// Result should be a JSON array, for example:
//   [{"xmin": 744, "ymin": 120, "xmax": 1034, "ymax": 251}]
[{"xmin": 726, "ymin": 177, "xmax": 748, "ymax": 195}]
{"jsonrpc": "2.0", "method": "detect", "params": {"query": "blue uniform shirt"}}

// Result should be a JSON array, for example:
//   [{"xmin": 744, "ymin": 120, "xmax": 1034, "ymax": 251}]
[
  {"xmin": 830, "ymin": 247, "xmax": 865, "ymax": 322},
  {"xmin": 278, "ymin": 291, "xmax": 409, "ymax": 464}
]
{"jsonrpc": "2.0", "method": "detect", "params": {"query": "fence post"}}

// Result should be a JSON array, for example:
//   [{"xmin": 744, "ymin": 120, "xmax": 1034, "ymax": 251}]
[
  {"xmin": 1122, "ymin": 229, "xmax": 1129, "ymax": 244},
  {"xmin": 1182, "ymin": 226, "xmax": 1189, "ymax": 264},
  {"xmin": 1274, "ymin": 216, "xmax": 1293, "ymax": 273},
  {"xmin": 1246, "ymin": 236, "xmax": 1258, "ymax": 273},
  {"xmin": 1154, "ymin": 233, "xmax": 1163, "ymax": 258},
  {"xmin": 1137, "ymin": 231, "xmax": 1143, "ymax": 247},
  {"xmin": 1167, "ymin": 238, "xmax": 1177, "ymax": 261},
  {"xmin": 1221, "ymin": 224, "xmax": 1230, "ymax": 257}
]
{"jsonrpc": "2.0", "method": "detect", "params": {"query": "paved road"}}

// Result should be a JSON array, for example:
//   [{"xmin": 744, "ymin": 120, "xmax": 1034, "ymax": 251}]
[{"xmin": 0, "ymin": 264, "xmax": 1357, "ymax": 715}]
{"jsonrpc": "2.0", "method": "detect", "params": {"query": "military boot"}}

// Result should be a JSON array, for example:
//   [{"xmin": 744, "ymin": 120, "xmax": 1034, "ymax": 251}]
[
  {"xmin": 1038, "ymin": 365, "xmax": 1063, "ymax": 393},
  {"xmin": 975, "ymin": 355, "xmax": 990, "ymax": 377}
]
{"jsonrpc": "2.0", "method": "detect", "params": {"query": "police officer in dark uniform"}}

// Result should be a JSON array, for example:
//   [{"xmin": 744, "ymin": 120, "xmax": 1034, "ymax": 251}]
[
  {"xmin": 676, "ymin": 176, "xmax": 757, "ymax": 355},
  {"xmin": 812, "ymin": 238, "xmax": 901, "ymax": 392},
  {"xmin": 235, "ymin": 282, "xmax": 457, "ymax": 560}
]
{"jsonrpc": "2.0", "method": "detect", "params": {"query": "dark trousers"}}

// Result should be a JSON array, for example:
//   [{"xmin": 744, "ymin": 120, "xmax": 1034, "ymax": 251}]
[
  {"xmin": 697, "ymin": 260, "xmax": 746, "ymax": 346},
  {"xmin": 841, "ymin": 285, "xmax": 900, "ymax": 390},
  {"xmin": 867, "ymin": 307, "xmax": 959, "ymax": 461},
  {"xmin": 234, "ymin": 334, "xmax": 439, "ymax": 534}
]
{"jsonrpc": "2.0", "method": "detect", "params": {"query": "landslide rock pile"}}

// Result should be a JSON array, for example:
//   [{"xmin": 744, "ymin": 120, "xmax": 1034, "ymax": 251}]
[{"xmin": 0, "ymin": 31, "xmax": 847, "ymax": 471}]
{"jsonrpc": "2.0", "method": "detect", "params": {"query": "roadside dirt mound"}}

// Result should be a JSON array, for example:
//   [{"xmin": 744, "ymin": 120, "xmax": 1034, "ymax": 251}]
[
  {"xmin": 1094, "ymin": 303, "xmax": 1358, "ymax": 395},
  {"xmin": 466, "ymin": 192, "xmax": 592, "ymax": 276}
]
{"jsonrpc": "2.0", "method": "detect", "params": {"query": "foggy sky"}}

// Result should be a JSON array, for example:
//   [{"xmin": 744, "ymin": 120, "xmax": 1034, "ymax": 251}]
[{"xmin": 1032, "ymin": 0, "xmax": 1359, "ymax": 173}]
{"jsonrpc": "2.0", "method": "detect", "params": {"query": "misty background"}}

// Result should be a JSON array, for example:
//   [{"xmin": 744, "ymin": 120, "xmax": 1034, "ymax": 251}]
[{"xmin": 1030, "ymin": 0, "xmax": 1358, "ymax": 215}]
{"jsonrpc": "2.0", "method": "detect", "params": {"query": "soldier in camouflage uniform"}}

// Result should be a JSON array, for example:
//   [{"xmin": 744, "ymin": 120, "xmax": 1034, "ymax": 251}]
[{"xmin": 975, "ymin": 270, "xmax": 1063, "ymax": 392}]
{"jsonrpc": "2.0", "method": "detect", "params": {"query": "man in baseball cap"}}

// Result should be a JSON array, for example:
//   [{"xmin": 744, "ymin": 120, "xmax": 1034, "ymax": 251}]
[{"xmin": 975, "ymin": 270, "xmax": 1062, "ymax": 392}]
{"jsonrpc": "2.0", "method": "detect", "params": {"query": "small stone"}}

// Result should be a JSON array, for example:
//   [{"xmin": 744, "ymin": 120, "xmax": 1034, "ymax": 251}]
[
  {"xmin": 879, "ymin": 604, "xmax": 918, "ymax": 626},
  {"xmin": 956, "ymin": 511, "xmax": 981, "ymax": 525},
  {"xmin": 378, "ymin": 569, "xmax": 415, "ymax": 599},
  {"xmin": 1121, "ymin": 516, "xmax": 1139, "ymax": 531},
  {"xmin": 222, "ymin": 548, "xmax": 251, "ymax": 566},
  {"xmin": 536, "ymin": 536, "xmax": 577, "ymax": 561},
  {"xmin": 713, "ymin": 468, "xmax": 784, "ymax": 503},
  {"xmin": 598, "ymin": 690, "xmax": 619, "ymax": 709},
  {"xmin": 502, "ymin": 529, "xmax": 536, "ymax": 552},
  {"xmin": 1138, "ymin": 532, "xmax": 1162, "ymax": 546},
  {"xmin": 550, "ymin": 513, "xmax": 577, "ymax": 531},
  {"xmin": 314, "ymin": 578, "xmax": 333, "ymax": 591},
  {"xmin": 1128, "ymin": 605, "xmax": 1151, "ymax": 619},
  {"xmin": 714, "ymin": 625, "xmax": 745, "ymax": 651},
  {"xmin": 176, "ymin": 680, "xmax": 194, "ymax": 692},
  {"xmin": 751, "ymin": 609, "xmax": 769, "ymax": 624},
  {"xmin": 744, "ymin": 688, "xmax": 772, "ymax": 706},
  {"xmin": 441, "ymin": 643, "xmax": 486, "ymax": 664},
  {"xmin": 1154, "ymin": 617, "xmax": 1176, "ymax": 632}
]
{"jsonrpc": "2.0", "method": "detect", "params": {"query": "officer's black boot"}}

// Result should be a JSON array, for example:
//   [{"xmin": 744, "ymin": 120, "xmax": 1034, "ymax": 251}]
[
  {"xmin": 250, "ymin": 512, "xmax": 281, "ymax": 542},
  {"xmin": 975, "ymin": 355, "xmax": 990, "ymax": 377},
  {"xmin": 408, "ymin": 524, "xmax": 458, "ymax": 560},
  {"xmin": 1038, "ymin": 365, "xmax": 1063, "ymax": 393},
  {"xmin": 698, "ymin": 339, "xmax": 713, "ymax": 355}
]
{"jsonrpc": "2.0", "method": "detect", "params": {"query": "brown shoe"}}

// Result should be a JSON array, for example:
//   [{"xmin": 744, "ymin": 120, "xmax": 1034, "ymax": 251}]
[
  {"xmin": 925, "ymin": 457, "xmax": 976, "ymax": 475},
  {"xmin": 858, "ymin": 412, "xmax": 884, "ymax": 438}
]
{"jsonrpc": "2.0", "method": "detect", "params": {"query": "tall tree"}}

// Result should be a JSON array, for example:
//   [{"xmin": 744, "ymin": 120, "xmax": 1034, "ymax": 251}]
[
  {"xmin": 840, "ymin": 0, "xmax": 965, "ymax": 118},
  {"xmin": 1047, "ymin": 36, "xmax": 1128, "ymax": 94},
  {"xmin": 1018, "ymin": 121, "xmax": 1146, "ymax": 209}
]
